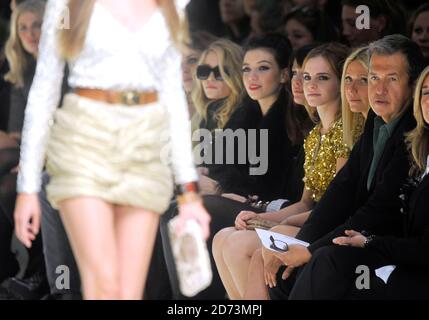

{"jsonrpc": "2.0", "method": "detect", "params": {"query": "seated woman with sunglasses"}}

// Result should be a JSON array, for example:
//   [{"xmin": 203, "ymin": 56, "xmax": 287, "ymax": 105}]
[
  {"xmin": 160, "ymin": 38, "xmax": 261, "ymax": 300},
  {"xmin": 162, "ymin": 36, "xmax": 306, "ymax": 300},
  {"xmin": 213, "ymin": 42, "xmax": 353, "ymax": 300},
  {"xmin": 192, "ymin": 38, "xmax": 263, "ymax": 197}
]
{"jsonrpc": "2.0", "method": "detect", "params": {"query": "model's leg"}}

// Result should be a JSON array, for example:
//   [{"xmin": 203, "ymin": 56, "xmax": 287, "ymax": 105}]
[
  {"xmin": 212, "ymin": 227, "xmax": 241, "ymax": 299},
  {"xmin": 114, "ymin": 205, "xmax": 160, "ymax": 300},
  {"xmin": 58, "ymin": 197, "xmax": 118, "ymax": 300},
  {"xmin": 222, "ymin": 230, "xmax": 261, "ymax": 299}
]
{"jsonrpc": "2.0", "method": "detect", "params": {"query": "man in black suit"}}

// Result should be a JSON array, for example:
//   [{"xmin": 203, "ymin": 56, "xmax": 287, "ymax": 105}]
[{"xmin": 267, "ymin": 34, "xmax": 426, "ymax": 299}]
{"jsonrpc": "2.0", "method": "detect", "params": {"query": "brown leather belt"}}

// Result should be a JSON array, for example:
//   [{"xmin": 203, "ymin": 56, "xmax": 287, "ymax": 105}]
[{"xmin": 74, "ymin": 88, "xmax": 158, "ymax": 106}]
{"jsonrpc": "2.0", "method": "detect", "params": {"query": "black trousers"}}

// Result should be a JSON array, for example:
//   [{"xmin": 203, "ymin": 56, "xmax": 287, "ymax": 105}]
[
  {"xmin": 269, "ymin": 245, "xmax": 429, "ymax": 300},
  {"xmin": 0, "ymin": 206, "xmax": 19, "ymax": 282},
  {"xmin": 0, "ymin": 148, "xmax": 20, "ymax": 282},
  {"xmin": 0, "ymin": 172, "xmax": 45, "ymax": 281},
  {"xmin": 160, "ymin": 195, "xmax": 262, "ymax": 299},
  {"xmin": 39, "ymin": 173, "xmax": 81, "ymax": 296}
]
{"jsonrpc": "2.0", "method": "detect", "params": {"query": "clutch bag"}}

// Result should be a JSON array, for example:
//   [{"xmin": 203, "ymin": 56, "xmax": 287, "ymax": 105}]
[{"xmin": 168, "ymin": 216, "xmax": 213, "ymax": 297}]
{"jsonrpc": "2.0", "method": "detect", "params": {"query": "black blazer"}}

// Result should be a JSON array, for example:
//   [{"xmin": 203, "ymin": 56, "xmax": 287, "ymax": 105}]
[
  {"xmin": 205, "ymin": 89, "xmax": 304, "ymax": 201},
  {"xmin": 246, "ymin": 89, "xmax": 303, "ymax": 201},
  {"xmin": 0, "ymin": 60, "xmax": 10, "ymax": 132},
  {"xmin": 297, "ymin": 105, "xmax": 416, "ymax": 253},
  {"xmin": 367, "ymin": 173, "xmax": 429, "ymax": 268},
  {"xmin": 200, "ymin": 97, "xmax": 261, "ymax": 194}
]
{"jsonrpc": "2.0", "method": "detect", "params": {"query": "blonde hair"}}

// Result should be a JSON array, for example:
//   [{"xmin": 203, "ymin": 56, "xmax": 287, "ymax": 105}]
[
  {"xmin": 4, "ymin": 0, "xmax": 45, "ymax": 87},
  {"xmin": 191, "ymin": 39, "xmax": 245, "ymax": 129},
  {"xmin": 302, "ymin": 43, "xmax": 350, "ymax": 124},
  {"xmin": 341, "ymin": 46, "xmax": 369, "ymax": 148},
  {"xmin": 58, "ymin": 0, "xmax": 188, "ymax": 59},
  {"xmin": 406, "ymin": 66, "xmax": 429, "ymax": 176}
]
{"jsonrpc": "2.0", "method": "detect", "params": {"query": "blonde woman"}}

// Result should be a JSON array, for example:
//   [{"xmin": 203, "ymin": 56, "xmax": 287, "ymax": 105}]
[
  {"xmin": 341, "ymin": 46, "xmax": 370, "ymax": 149},
  {"xmin": 4, "ymin": 0, "xmax": 45, "ymax": 140},
  {"xmin": 13, "ymin": 0, "xmax": 210, "ymax": 300},
  {"xmin": 192, "ymin": 38, "xmax": 262, "ymax": 195},
  {"xmin": 192, "ymin": 38, "xmax": 246, "ymax": 131}
]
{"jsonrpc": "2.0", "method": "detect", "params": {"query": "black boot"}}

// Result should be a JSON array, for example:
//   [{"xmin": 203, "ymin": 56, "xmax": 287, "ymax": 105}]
[{"xmin": 0, "ymin": 269, "xmax": 49, "ymax": 300}]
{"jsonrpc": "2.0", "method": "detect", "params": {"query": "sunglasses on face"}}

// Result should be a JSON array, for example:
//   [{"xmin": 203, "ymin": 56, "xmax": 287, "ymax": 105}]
[{"xmin": 196, "ymin": 64, "xmax": 229, "ymax": 81}]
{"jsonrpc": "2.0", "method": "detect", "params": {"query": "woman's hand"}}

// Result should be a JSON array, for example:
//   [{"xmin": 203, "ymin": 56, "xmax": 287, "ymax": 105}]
[
  {"xmin": 197, "ymin": 166, "xmax": 209, "ymax": 177},
  {"xmin": 14, "ymin": 193, "xmax": 41, "ymax": 248},
  {"xmin": 273, "ymin": 244, "xmax": 311, "ymax": 269},
  {"xmin": 234, "ymin": 210, "xmax": 257, "ymax": 230},
  {"xmin": 262, "ymin": 246, "xmax": 284, "ymax": 288},
  {"xmin": 177, "ymin": 201, "xmax": 211, "ymax": 240},
  {"xmin": 198, "ymin": 175, "xmax": 220, "ymax": 195},
  {"xmin": 221, "ymin": 193, "xmax": 246, "ymax": 203},
  {"xmin": 332, "ymin": 230, "xmax": 366, "ymax": 248}
]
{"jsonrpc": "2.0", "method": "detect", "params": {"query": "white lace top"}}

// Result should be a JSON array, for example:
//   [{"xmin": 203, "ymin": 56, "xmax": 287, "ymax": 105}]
[{"xmin": 17, "ymin": 0, "xmax": 198, "ymax": 193}]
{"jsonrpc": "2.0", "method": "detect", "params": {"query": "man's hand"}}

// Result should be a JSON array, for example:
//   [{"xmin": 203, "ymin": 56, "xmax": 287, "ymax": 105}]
[{"xmin": 333, "ymin": 230, "xmax": 366, "ymax": 248}]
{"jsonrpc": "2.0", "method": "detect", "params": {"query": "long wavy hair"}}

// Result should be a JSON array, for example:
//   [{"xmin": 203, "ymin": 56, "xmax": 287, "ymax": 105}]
[
  {"xmin": 406, "ymin": 66, "xmax": 429, "ymax": 176},
  {"xmin": 191, "ymin": 39, "xmax": 245, "ymax": 129},
  {"xmin": 4, "ymin": 0, "xmax": 45, "ymax": 87},
  {"xmin": 340, "ymin": 46, "xmax": 369, "ymax": 149},
  {"xmin": 58, "ymin": 0, "xmax": 187, "ymax": 59}
]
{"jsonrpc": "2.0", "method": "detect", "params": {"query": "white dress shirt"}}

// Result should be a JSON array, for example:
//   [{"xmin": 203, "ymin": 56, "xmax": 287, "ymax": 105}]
[{"xmin": 17, "ymin": 0, "xmax": 197, "ymax": 193}]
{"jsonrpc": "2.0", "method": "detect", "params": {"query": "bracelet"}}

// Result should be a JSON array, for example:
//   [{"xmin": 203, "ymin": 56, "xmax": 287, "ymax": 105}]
[
  {"xmin": 251, "ymin": 200, "xmax": 270, "ymax": 211},
  {"xmin": 244, "ymin": 195, "xmax": 258, "ymax": 205},
  {"xmin": 176, "ymin": 181, "xmax": 199, "ymax": 195},
  {"xmin": 363, "ymin": 235, "xmax": 376, "ymax": 248},
  {"xmin": 177, "ymin": 191, "xmax": 202, "ymax": 206}
]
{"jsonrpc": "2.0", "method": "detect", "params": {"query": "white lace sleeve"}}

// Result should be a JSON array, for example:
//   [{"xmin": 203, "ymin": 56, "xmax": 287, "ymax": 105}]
[
  {"xmin": 17, "ymin": 0, "xmax": 67, "ymax": 193},
  {"xmin": 157, "ymin": 43, "xmax": 198, "ymax": 184}
]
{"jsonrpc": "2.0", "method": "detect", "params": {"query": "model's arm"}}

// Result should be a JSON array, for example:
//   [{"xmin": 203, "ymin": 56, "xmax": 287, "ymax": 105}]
[{"xmin": 17, "ymin": 0, "xmax": 67, "ymax": 193}]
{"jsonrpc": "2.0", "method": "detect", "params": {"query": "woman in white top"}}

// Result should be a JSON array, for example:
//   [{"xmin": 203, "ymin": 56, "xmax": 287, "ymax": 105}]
[{"xmin": 13, "ymin": 0, "xmax": 210, "ymax": 300}]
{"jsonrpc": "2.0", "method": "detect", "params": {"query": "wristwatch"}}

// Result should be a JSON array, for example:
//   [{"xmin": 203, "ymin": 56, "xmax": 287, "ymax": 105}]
[{"xmin": 363, "ymin": 235, "xmax": 376, "ymax": 248}]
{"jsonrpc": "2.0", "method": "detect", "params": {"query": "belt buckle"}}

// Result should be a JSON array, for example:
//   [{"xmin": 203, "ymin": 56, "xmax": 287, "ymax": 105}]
[{"xmin": 120, "ymin": 91, "xmax": 140, "ymax": 106}]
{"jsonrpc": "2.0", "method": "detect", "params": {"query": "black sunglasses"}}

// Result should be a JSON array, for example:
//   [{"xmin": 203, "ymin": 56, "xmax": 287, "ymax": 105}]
[
  {"xmin": 196, "ymin": 65, "xmax": 229, "ymax": 81},
  {"xmin": 269, "ymin": 235, "xmax": 289, "ymax": 252}
]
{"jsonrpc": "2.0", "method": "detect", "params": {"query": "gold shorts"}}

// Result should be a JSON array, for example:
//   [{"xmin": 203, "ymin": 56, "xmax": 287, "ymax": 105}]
[{"xmin": 45, "ymin": 93, "xmax": 174, "ymax": 213}]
